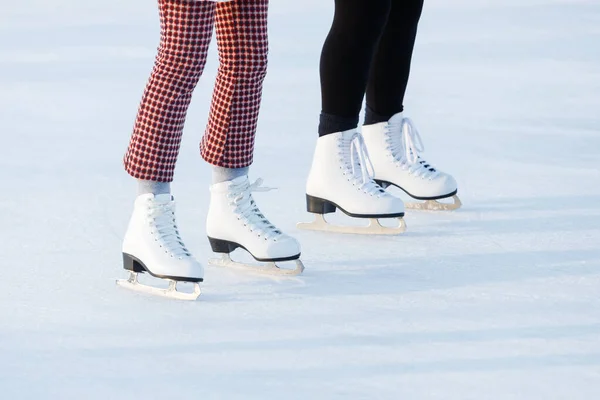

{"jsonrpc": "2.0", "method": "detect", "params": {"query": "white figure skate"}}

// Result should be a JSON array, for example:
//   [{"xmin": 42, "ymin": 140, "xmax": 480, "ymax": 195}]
[
  {"xmin": 298, "ymin": 129, "xmax": 406, "ymax": 235},
  {"xmin": 362, "ymin": 112, "xmax": 461, "ymax": 211},
  {"xmin": 117, "ymin": 193, "xmax": 203, "ymax": 300},
  {"xmin": 207, "ymin": 176, "xmax": 304, "ymax": 276}
]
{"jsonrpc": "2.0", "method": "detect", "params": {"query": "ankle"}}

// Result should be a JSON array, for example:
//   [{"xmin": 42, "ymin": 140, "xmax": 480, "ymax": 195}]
[
  {"xmin": 212, "ymin": 166, "xmax": 249, "ymax": 184},
  {"xmin": 138, "ymin": 180, "xmax": 171, "ymax": 196},
  {"xmin": 319, "ymin": 113, "xmax": 358, "ymax": 137},
  {"xmin": 364, "ymin": 105, "xmax": 402, "ymax": 126}
]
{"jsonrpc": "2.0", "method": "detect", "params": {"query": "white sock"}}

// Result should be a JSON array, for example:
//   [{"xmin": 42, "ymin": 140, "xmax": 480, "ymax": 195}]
[
  {"xmin": 137, "ymin": 180, "xmax": 171, "ymax": 196},
  {"xmin": 212, "ymin": 166, "xmax": 249, "ymax": 184}
]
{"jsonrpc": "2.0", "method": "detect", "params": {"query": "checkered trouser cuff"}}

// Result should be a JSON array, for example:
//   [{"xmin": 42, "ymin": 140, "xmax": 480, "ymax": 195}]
[{"xmin": 124, "ymin": 0, "xmax": 269, "ymax": 182}]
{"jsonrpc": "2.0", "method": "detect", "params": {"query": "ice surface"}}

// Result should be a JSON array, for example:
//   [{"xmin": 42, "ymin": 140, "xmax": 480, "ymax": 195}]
[{"xmin": 1, "ymin": 0, "xmax": 599, "ymax": 398}]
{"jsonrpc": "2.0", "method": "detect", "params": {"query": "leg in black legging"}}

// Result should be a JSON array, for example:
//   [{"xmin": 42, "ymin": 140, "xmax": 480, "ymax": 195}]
[
  {"xmin": 319, "ymin": 0, "xmax": 392, "ymax": 136},
  {"xmin": 365, "ymin": 0, "xmax": 424, "ymax": 125}
]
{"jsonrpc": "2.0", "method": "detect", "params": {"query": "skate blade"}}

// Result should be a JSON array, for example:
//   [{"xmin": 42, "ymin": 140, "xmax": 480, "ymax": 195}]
[
  {"xmin": 297, "ymin": 214, "xmax": 406, "ymax": 235},
  {"xmin": 209, "ymin": 254, "xmax": 305, "ymax": 276},
  {"xmin": 116, "ymin": 272, "xmax": 201, "ymax": 301},
  {"xmin": 405, "ymin": 195, "xmax": 462, "ymax": 211}
]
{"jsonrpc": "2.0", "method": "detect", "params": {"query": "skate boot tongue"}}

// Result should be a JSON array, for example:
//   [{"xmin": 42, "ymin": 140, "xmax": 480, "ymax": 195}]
[
  {"xmin": 228, "ymin": 176, "xmax": 276, "ymax": 194},
  {"xmin": 227, "ymin": 177, "xmax": 282, "ymax": 241},
  {"xmin": 386, "ymin": 114, "xmax": 439, "ymax": 179},
  {"xmin": 152, "ymin": 193, "xmax": 173, "ymax": 204},
  {"xmin": 229, "ymin": 176, "xmax": 248, "ymax": 186},
  {"xmin": 388, "ymin": 112, "xmax": 405, "ymax": 125},
  {"xmin": 144, "ymin": 194, "xmax": 190, "ymax": 259},
  {"xmin": 340, "ymin": 131, "xmax": 386, "ymax": 197}
]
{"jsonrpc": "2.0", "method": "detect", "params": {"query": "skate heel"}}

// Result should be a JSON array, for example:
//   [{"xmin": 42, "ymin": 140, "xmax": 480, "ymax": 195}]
[
  {"xmin": 122, "ymin": 253, "xmax": 145, "ymax": 273},
  {"xmin": 306, "ymin": 194, "xmax": 336, "ymax": 214},
  {"xmin": 208, "ymin": 237, "xmax": 239, "ymax": 254}
]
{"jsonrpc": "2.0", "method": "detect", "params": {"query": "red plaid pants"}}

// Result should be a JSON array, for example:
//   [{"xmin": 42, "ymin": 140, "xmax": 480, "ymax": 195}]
[{"xmin": 124, "ymin": 0, "xmax": 269, "ymax": 182}]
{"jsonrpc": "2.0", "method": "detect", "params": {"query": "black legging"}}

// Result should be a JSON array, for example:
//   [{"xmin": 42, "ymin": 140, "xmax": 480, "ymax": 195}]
[{"xmin": 319, "ymin": 0, "xmax": 424, "ymax": 135}]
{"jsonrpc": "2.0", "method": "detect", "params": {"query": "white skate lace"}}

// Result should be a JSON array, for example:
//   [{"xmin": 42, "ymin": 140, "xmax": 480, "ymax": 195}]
[
  {"xmin": 340, "ymin": 133, "xmax": 387, "ymax": 197},
  {"xmin": 228, "ymin": 178, "xmax": 283, "ymax": 241},
  {"xmin": 147, "ymin": 199, "xmax": 192, "ymax": 259},
  {"xmin": 386, "ymin": 117, "xmax": 440, "ymax": 179}
]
